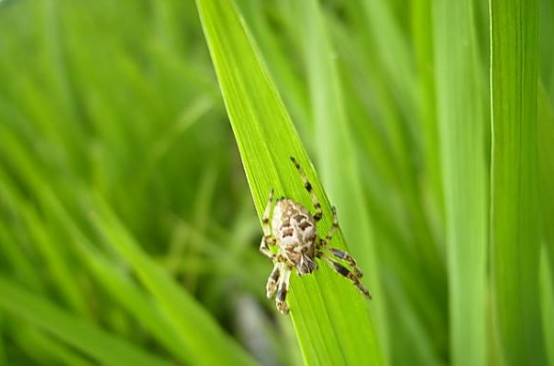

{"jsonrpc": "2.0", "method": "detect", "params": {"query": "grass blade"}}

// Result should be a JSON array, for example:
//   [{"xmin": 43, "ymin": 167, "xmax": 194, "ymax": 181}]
[
  {"xmin": 434, "ymin": 0, "xmax": 488, "ymax": 363},
  {"xmin": 539, "ymin": 85, "xmax": 554, "ymax": 294},
  {"xmin": 357, "ymin": 1, "xmax": 447, "ymax": 309},
  {"xmin": 295, "ymin": 0, "xmax": 386, "ymax": 359},
  {"xmin": 541, "ymin": 252, "xmax": 554, "ymax": 364},
  {"xmin": 325, "ymin": 12, "xmax": 446, "ymax": 362},
  {"xmin": 490, "ymin": 0, "xmax": 547, "ymax": 362},
  {"xmin": 0, "ymin": 126, "xmax": 253, "ymax": 365},
  {"xmin": 0, "ymin": 277, "xmax": 169, "ymax": 365},
  {"xmin": 538, "ymin": 85, "xmax": 554, "ymax": 364},
  {"xmin": 196, "ymin": 0, "xmax": 382, "ymax": 364},
  {"xmin": 91, "ymin": 198, "xmax": 256, "ymax": 365},
  {"xmin": 15, "ymin": 327, "xmax": 91, "ymax": 365},
  {"xmin": 76, "ymin": 244, "xmax": 190, "ymax": 364},
  {"xmin": 412, "ymin": 0, "xmax": 444, "ymax": 222}
]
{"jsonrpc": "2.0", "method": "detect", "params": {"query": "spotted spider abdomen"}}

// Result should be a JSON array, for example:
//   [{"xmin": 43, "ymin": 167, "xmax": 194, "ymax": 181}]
[{"xmin": 271, "ymin": 199, "xmax": 318, "ymax": 275}]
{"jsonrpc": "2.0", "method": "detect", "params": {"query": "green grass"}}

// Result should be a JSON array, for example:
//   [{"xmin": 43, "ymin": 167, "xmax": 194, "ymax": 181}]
[
  {"xmin": 0, "ymin": 0, "xmax": 553, "ymax": 365},
  {"xmin": 539, "ymin": 84, "xmax": 554, "ymax": 314},
  {"xmin": 294, "ymin": 0, "xmax": 388, "ymax": 358},
  {"xmin": 0, "ymin": 277, "xmax": 169, "ymax": 366},
  {"xmin": 490, "ymin": 0, "xmax": 547, "ymax": 363},
  {"xmin": 539, "ymin": 82, "xmax": 554, "ymax": 363},
  {"xmin": 434, "ymin": 0, "xmax": 488, "ymax": 363},
  {"xmin": 196, "ymin": 1, "xmax": 381, "ymax": 364}
]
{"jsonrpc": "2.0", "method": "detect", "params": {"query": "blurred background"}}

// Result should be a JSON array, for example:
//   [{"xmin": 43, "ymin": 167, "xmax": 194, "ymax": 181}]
[{"xmin": 0, "ymin": 0, "xmax": 553, "ymax": 365}]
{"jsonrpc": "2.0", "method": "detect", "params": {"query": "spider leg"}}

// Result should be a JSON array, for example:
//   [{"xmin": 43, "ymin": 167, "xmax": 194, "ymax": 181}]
[
  {"xmin": 315, "ymin": 206, "xmax": 339, "ymax": 256},
  {"xmin": 266, "ymin": 262, "xmax": 281, "ymax": 298},
  {"xmin": 325, "ymin": 258, "xmax": 372, "ymax": 299},
  {"xmin": 323, "ymin": 206, "xmax": 339, "ymax": 244},
  {"xmin": 328, "ymin": 247, "xmax": 363, "ymax": 277},
  {"xmin": 260, "ymin": 189, "xmax": 276, "ymax": 259},
  {"xmin": 259, "ymin": 238, "xmax": 275, "ymax": 259},
  {"xmin": 298, "ymin": 255, "xmax": 317, "ymax": 275},
  {"xmin": 290, "ymin": 157, "xmax": 323, "ymax": 222},
  {"xmin": 262, "ymin": 188, "xmax": 275, "ymax": 222},
  {"xmin": 275, "ymin": 266, "xmax": 291, "ymax": 314}
]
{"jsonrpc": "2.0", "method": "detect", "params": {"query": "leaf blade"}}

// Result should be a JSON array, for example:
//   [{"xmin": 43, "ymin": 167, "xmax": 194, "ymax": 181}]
[
  {"xmin": 92, "ymin": 198, "xmax": 256, "ymax": 366},
  {"xmin": 295, "ymin": 0, "xmax": 386, "ymax": 359},
  {"xmin": 196, "ymin": 0, "xmax": 382, "ymax": 364},
  {"xmin": 434, "ymin": 0, "xmax": 488, "ymax": 363},
  {"xmin": 0, "ymin": 277, "xmax": 170, "ymax": 366},
  {"xmin": 490, "ymin": 0, "xmax": 547, "ymax": 362}
]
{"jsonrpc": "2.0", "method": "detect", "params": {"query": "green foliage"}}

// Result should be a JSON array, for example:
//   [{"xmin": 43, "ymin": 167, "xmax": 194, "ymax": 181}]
[
  {"xmin": 294, "ymin": 1, "xmax": 387, "ymax": 358},
  {"xmin": 433, "ymin": 0, "xmax": 488, "ymax": 363},
  {"xmin": 0, "ymin": 0, "xmax": 553, "ymax": 365},
  {"xmin": 0, "ymin": 277, "xmax": 169, "ymax": 366},
  {"xmin": 490, "ymin": 0, "xmax": 547, "ymax": 363},
  {"xmin": 196, "ymin": 0, "xmax": 381, "ymax": 363},
  {"xmin": 92, "ymin": 197, "xmax": 255, "ymax": 365}
]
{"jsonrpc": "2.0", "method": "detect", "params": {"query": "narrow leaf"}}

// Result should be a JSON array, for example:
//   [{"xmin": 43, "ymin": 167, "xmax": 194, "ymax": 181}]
[
  {"xmin": 295, "ymin": 0, "xmax": 386, "ymax": 359},
  {"xmin": 538, "ymin": 85, "xmax": 554, "ymax": 364},
  {"xmin": 196, "ymin": 0, "xmax": 382, "ymax": 364},
  {"xmin": 92, "ymin": 198, "xmax": 256, "ymax": 366},
  {"xmin": 434, "ymin": 0, "xmax": 488, "ymax": 363},
  {"xmin": 490, "ymin": 0, "xmax": 547, "ymax": 362},
  {"xmin": 0, "ymin": 277, "xmax": 169, "ymax": 365}
]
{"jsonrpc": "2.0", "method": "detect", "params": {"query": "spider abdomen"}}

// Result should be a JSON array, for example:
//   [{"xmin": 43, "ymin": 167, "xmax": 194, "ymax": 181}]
[{"xmin": 272, "ymin": 199, "xmax": 317, "ymax": 272}]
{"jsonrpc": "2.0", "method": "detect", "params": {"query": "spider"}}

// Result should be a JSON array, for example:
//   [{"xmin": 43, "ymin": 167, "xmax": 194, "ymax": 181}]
[{"xmin": 259, "ymin": 156, "xmax": 371, "ymax": 314}]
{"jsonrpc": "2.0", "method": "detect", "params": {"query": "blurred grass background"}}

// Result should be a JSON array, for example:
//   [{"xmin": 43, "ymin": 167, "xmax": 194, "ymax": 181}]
[{"xmin": 0, "ymin": 0, "xmax": 553, "ymax": 365}]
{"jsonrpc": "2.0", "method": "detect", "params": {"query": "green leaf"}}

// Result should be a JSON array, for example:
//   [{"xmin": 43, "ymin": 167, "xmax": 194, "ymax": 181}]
[
  {"xmin": 75, "ymin": 243, "xmax": 191, "ymax": 364},
  {"xmin": 15, "ymin": 327, "xmax": 92, "ymax": 365},
  {"xmin": 294, "ymin": 0, "xmax": 386, "ymax": 359},
  {"xmin": 433, "ymin": 0, "xmax": 488, "ymax": 363},
  {"xmin": 489, "ymin": 0, "xmax": 547, "ymax": 362},
  {"xmin": 91, "ymin": 197, "xmax": 256, "ymax": 366},
  {"xmin": 539, "ymin": 85, "xmax": 554, "ymax": 296},
  {"xmin": 0, "ymin": 130, "xmax": 252, "ymax": 365},
  {"xmin": 538, "ymin": 85, "xmax": 554, "ymax": 365},
  {"xmin": 541, "ymin": 252, "xmax": 554, "ymax": 364},
  {"xmin": 412, "ymin": 0, "xmax": 444, "ymax": 220},
  {"xmin": 0, "ymin": 313, "xmax": 5, "ymax": 364},
  {"xmin": 324, "ymin": 11, "xmax": 444, "ymax": 363},
  {"xmin": 0, "ymin": 277, "xmax": 170, "ymax": 365},
  {"xmin": 358, "ymin": 1, "xmax": 447, "ymax": 309},
  {"xmin": 196, "ymin": 0, "xmax": 382, "ymax": 364}
]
